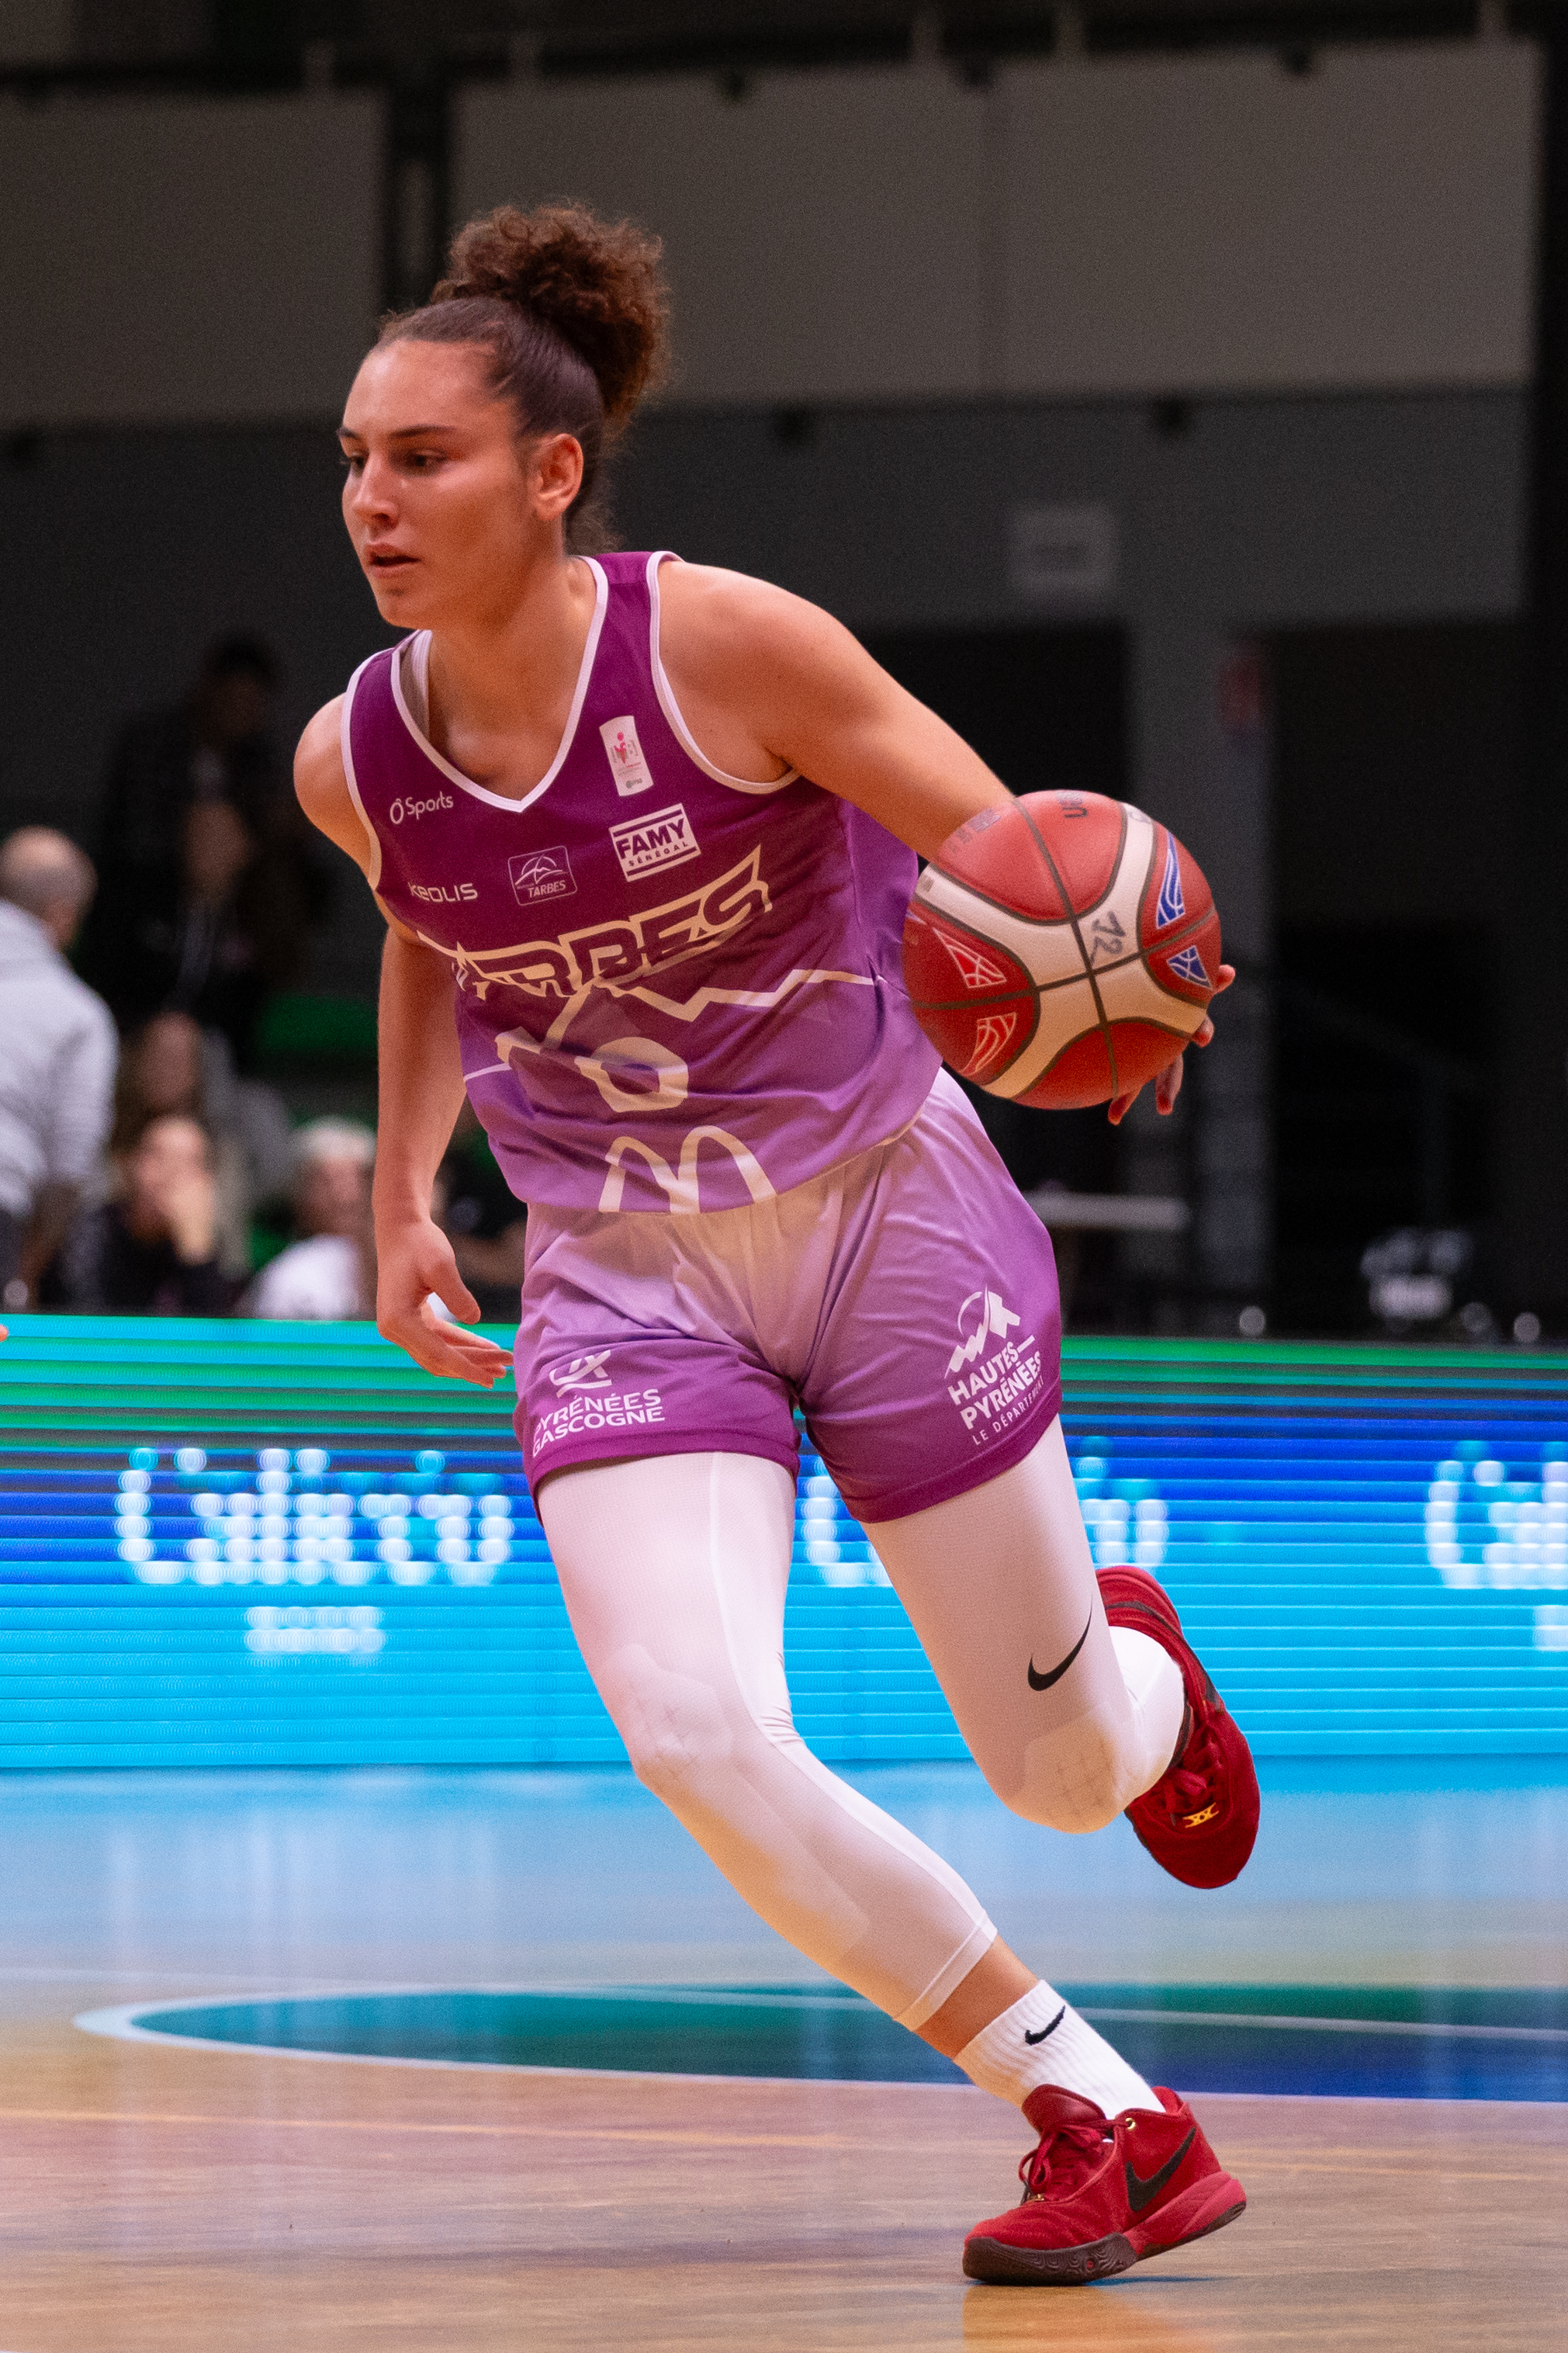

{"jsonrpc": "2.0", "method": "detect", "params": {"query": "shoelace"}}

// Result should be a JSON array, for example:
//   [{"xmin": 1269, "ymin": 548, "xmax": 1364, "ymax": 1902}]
[
  {"xmin": 1019, "ymin": 2120, "xmax": 1112, "ymax": 2202},
  {"xmin": 1150, "ymin": 1716, "xmax": 1225, "ymax": 1825}
]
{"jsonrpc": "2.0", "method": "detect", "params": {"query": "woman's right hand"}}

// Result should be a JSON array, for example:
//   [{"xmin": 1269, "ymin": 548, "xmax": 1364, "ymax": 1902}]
[{"xmin": 376, "ymin": 1211, "xmax": 514, "ymax": 1388}]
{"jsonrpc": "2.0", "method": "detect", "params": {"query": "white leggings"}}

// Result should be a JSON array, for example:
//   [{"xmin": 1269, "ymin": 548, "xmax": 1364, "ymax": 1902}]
[{"xmin": 538, "ymin": 1421, "xmax": 1183, "ymax": 2031}]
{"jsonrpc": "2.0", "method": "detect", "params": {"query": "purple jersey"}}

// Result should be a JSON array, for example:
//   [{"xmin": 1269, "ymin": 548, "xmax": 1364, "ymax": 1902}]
[{"xmin": 343, "ymin": 550, "xmax": 939, "ymax": 1214}]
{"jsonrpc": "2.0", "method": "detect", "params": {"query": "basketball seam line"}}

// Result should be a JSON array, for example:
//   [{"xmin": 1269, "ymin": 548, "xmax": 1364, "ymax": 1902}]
[
  {"xmin": 919, "ymin": 900, "xmax": 1209, "ymax": 998},
  {"xmin": 1018, "ymin": 800, "xmax": 1121, "ymax": 1097},
  {"xmin": 922, "ymin": 822, "xmax": 1213, "ymax": 1000},
  {"xmin": 922, "ymin": 905, "xmax": 1213, "ymax": 980},
  {"xmin": 925, "ymin": 813, "xmax": 1210, "ymax": 958},
  {"xmin": 916, "ymin": 861, "xmax": 1123, "ymax": 930},
  {"xmin": 918, "ymin": 998, "xmax": 1196, "ymax": 1034}
]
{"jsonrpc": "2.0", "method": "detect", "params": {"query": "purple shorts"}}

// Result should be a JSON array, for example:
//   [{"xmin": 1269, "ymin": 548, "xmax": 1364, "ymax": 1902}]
[{"xmin": 514, "ymin": 1073, "xmax": 1062, "ymax": 1523}]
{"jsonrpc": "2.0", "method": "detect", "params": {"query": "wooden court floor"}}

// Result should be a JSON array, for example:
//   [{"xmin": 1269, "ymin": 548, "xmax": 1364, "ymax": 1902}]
[{"xmin": 0, "ymin": 1977, "xmax": 1562, "ymax": 2351}]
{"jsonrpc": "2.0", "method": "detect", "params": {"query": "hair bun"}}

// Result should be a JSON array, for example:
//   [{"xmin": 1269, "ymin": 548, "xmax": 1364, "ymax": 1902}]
[{"xmin": 434, "ymin": 203, "xmax": 669, "ymax": 424}]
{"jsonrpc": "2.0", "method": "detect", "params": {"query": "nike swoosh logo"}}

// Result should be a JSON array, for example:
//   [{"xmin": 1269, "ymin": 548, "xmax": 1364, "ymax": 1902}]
[
  {"xmin": 1023, "ymin": 2005, "xmax": 1067, "ymax": 2047},
  {"xmin": 1125, "ymin": 2127, "xmax": 1196, "ymax": 2214},
  {"xmin": 1027, "ymin": 1609, "xmax": 1093, "ymax": 1692}
]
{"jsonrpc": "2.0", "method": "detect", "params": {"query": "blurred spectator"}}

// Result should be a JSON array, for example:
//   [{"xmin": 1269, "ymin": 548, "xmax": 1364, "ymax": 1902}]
[
  {"xmin": 0, "ymin": 828, "xmax": 117, "ymax": 1312},
  {"xmin": 245, "ymin": 1119, "xmax": 376, "ymax": 1320},
  {"xmin": 439, "ymin": 1102, "xmax": 528, "ymax": 1321},
  {"xmin": 58, "ymin": 1113, "xmax": 231, "ymax": 1315},
  {"xmin": 111, "ymin": 1012, "xmax": 293, "ymax": 1278},
  {"xmin": 81, "ymin": 636, "xmax": 332, "ymax": 1067}
]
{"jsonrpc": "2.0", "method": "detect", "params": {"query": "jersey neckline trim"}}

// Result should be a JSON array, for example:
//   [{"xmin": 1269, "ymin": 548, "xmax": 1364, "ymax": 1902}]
[
  {"xmin": 386, "ymin": 556, "xmax": 609, "ymax": 815},
  {"xmin": 646, "ymin": 551, "xmax": 798, "ymax": 797}
]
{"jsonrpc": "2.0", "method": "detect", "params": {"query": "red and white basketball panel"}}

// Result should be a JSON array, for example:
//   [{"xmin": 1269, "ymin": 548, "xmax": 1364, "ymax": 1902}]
[
  {"xmin": 898, "ymin": 904, "xmax": 1040, "ymax": 1087},
  {"xmin": 902, "ymin": 791, "xmax": 1221, "ymax": 1110}
]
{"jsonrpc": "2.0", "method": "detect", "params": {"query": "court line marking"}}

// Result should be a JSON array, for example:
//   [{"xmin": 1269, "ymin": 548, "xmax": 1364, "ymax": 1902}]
[
  {"xmin": 75, "ymin": 2005, "xmax": 967, "ymax": 2088},
  {"xmin": 76, "ymin": 1985, "xmax": 1568, "ymax": 2047},
  {"xmin": 72, "ymin": 1991, "xmax": 1568, "ymax": 2116},
  {"xmin": 1081, "ymin": 2005, "xmax": 1568, "ymax": 2043}
]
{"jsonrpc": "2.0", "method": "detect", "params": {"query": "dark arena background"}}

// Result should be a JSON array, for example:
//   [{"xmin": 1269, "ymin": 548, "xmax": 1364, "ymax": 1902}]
[{"xmin": 0, "ymin": 5, "xmax": 1565, "ymax": 2348}]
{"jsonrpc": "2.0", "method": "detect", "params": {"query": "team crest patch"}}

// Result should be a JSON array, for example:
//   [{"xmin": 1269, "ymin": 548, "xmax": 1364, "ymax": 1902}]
[
  {"xmin": 510, "ymin": 846, "xmax": 576, "ymax": 905},
  {"xmin": 609, "ymin": 803, "xmax": 701, "ymax": 882},
  {"xmin": 601, "ymin": 715, "xmax": 655, "ymax": 797}
]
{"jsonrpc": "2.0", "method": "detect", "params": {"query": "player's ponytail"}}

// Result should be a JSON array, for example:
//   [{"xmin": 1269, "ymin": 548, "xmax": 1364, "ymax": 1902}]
[{"xmin": 378, "ymin": 203, "xmax": 670, "ymax": 549}]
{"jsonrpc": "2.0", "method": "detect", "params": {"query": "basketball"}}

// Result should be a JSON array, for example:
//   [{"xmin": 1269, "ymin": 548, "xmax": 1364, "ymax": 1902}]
[{"xmin": 902, "ymin": 791, "xmax": 1222, "ymax": 1109}]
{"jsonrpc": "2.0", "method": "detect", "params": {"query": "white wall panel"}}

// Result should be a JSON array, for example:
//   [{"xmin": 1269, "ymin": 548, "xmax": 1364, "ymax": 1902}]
[
  {"xmin": 1000, "ymin": 43, "xmax": 1539, "ymax": 399},
  {"xmin": 0, "ymin": 93, "xmax": 382, "ymax": 427},
  {"xmin": 0, "ymin": 43, "xmax": 1539, "ymax": 428},
  {"xmin": 464, "ymin": 43, "xmax": 1538, "ymax": 410},
  {"xmin": 457, "ymin": 66, "xmax": 991, "ymax": 404}
]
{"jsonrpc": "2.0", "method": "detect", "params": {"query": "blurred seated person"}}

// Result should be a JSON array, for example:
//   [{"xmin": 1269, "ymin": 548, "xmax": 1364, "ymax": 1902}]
[
  {"xmin": 438, "ymin": 1102, "xmax": 527, "ymax": 1322},
  {"xmin": 110, "ymin": 1011, "xmax": 293, "ymax": 1279},
  {"xmin": 244, "ymin": 1118, "xmax": 376, "ymax": 1320},
  {"xmin": 0, "ymin": 829, "xmax": 117, "ymax": 1312},
  {"xmin": 58, "ymin": 1114, "xmax": 232, "ymax": 1315},
  {"xmin": 81, "ymin": 636, "xmax": 333, "ymax": 1068}
]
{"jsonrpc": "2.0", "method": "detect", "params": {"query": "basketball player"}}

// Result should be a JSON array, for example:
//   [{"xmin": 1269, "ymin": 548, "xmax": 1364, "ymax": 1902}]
[{"xmin": 296, "ymin": 204, "xmax": 1258, "ymax": 2285}]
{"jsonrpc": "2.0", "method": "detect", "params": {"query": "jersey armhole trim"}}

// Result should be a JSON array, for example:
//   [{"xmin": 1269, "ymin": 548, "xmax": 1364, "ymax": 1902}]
[
  {"xmin": 646, "ymin": 550, "xmax": 799, "ymax": 798},
  {"xmin": 340, "ymin": 655, "xmax": 384, "ymax": 891}
]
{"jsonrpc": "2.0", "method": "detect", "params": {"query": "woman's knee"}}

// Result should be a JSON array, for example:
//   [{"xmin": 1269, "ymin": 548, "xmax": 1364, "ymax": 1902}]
[
  {"xmin": 597, "ymin": 1644, "xmax": 739, "ymax": 1803},
  {"xmin": 979, "ymin": 1718, "xmax": 1151, "ymax": 1836}
]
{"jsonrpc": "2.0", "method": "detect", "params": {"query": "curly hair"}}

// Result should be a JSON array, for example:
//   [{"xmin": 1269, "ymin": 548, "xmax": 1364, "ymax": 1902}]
[{"xmin": 377, "ymin": 203, "xmax": 670, "ymax": 549}]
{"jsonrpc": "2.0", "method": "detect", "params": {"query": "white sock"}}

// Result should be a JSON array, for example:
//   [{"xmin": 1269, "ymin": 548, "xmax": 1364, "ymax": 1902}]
[
  {"xmin": 1110, "ymin": 1626, "xmax": 1187, "ymax": 1789},
  {"xmin": 955, "ymin": 1981, "xmax": 1158, "ymax": 2118}
]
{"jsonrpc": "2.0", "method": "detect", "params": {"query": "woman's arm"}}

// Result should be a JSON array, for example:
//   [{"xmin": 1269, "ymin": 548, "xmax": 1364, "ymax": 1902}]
[
  {"xmin": 657, "ymin": 563, "xmax": 1012, "ymax": 859},
  {"xmin": 372, "ymin": 929, "xmax": 511, "ymax": 1383},
  {"xmin": 657, "ymin": 564, "xmax": 1229, "ymax": 1121},
  {"xmin": 294, "ymin": 703, "xmax": 511, "ymax": 1386}
]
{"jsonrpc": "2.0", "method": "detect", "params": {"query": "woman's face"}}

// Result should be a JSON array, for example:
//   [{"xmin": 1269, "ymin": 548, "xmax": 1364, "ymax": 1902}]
[
  {"xmin": 294, "ymin": 1151, "xmax": 369, "ymax": 1240},
  {"xmin": 125, "ymin": 1115, "xmax": 210, "ymax": 1227},
  {"xmin": 337, "ymin": 339, "xmax": 582, "ymax": 631}
]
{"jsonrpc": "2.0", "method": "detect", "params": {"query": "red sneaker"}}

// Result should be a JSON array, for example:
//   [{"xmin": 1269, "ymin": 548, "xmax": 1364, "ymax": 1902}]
[
  {"xmin": 1097, "ymin": 1562, "xmax": 1260, "ymax": 1888},
  {"xmin": 962, "ymin": 2084, "xmax": 1246, "ymax": 2285}
]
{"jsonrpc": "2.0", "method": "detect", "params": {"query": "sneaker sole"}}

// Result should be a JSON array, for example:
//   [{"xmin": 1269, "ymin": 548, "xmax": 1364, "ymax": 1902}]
[
  {"xmin": 1130, "ymin": 2174, "xmax": 1248, "ymax": 2260},
  {"xmin": 961, "ymin": 2181, "xmax": 1246, "ymax": 2287},
  {"xmin": 962, "ymin": 2230, "xmax": 1140, "ymax": 2285}
]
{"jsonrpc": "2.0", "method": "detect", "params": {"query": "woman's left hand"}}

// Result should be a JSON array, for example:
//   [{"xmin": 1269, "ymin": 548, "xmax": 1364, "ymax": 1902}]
[{"xmin": 1106, "ymin": 963, "xmax": 1235, "ymax": 1127}]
